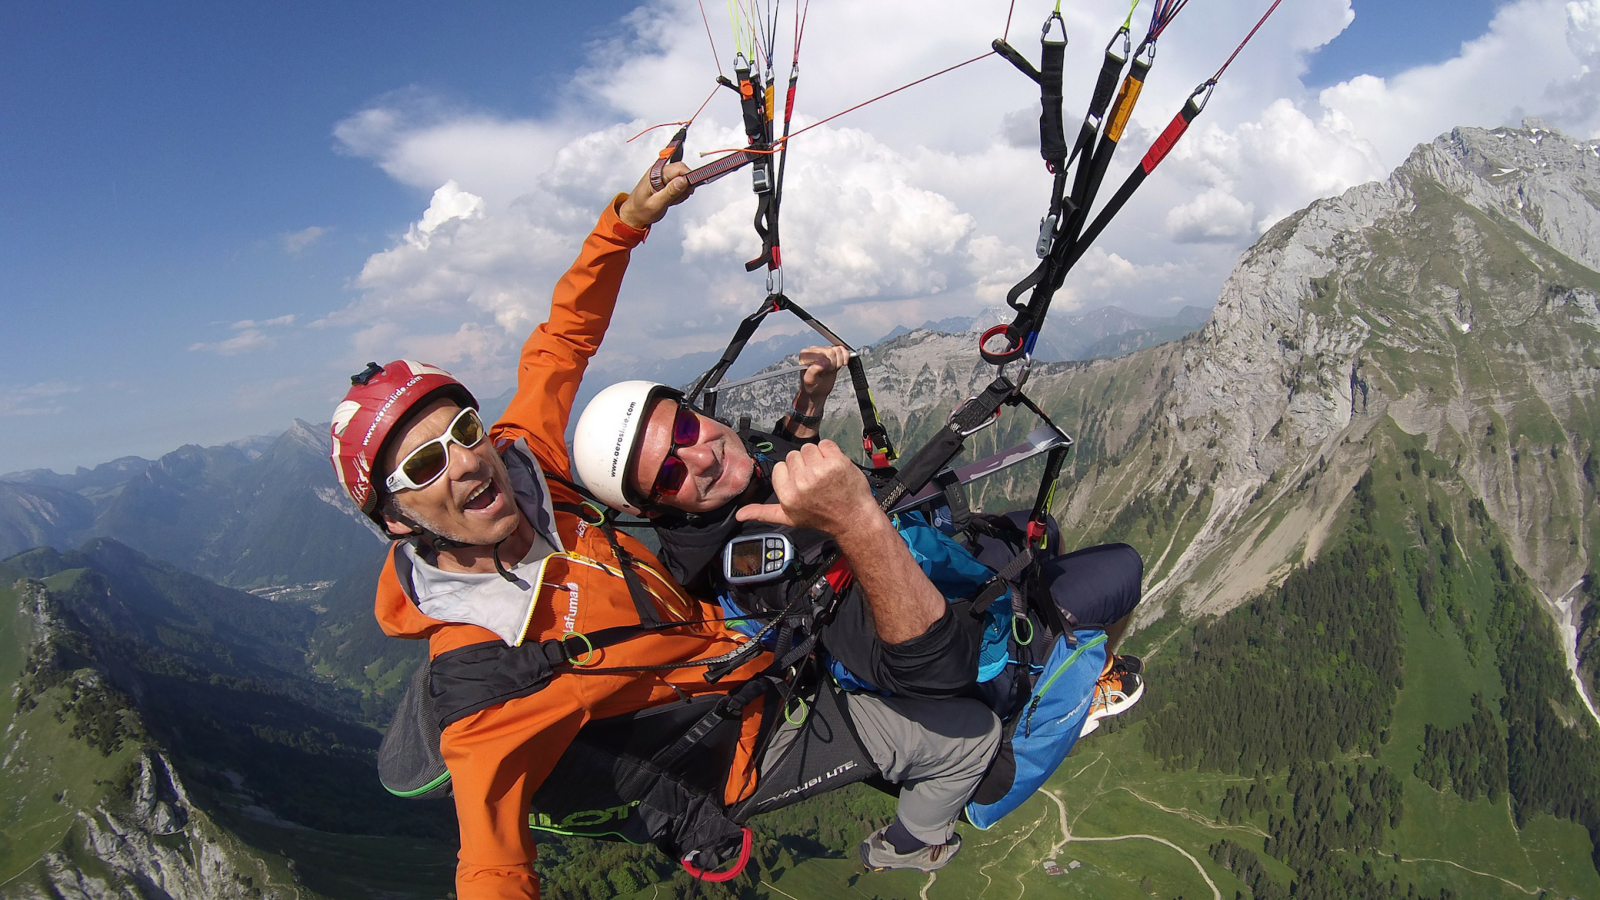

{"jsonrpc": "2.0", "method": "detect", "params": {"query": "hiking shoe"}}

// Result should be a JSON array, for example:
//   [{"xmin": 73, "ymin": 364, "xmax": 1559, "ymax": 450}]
[
  {"xmin": 1079, "ymin": 654, "xmax": 1145, "ymax": 738},
  {"xmin": 859, "ymin": 828, "xmax": 962, "ymax": 873}
]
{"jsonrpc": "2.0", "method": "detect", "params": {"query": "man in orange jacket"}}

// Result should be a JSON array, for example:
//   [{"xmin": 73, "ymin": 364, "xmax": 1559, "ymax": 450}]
[
  {"xmin": 331, "ymin": 160, "xmax": 997, "ymax": 898},
  {"xmin": 329, "ymin": 162, "xmax": 773, "ymax": 900}
]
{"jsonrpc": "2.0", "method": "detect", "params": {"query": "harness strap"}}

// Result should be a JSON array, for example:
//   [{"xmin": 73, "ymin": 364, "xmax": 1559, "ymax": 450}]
[
  {"xmin": 1038, "ymin": 17, "xmax": 1068, "ymax": 170},
  {"xmin": 550, "ymin": 499, "xmax": 665, "ymax": 627},
  {"xmin": 934, "ymin": 469, "xmax": 972, "ymax": 532},
  {"xmin": 878, "ymin": 376, "xmax": 1016, "ymax": 512},
  {"xmin": 686, "ymin": 292, "xmax": 896, "ymax": 470},
  {"xmin": 651, "ymin": 676, "xmax": 773, "ymax": 773},
  {"xmin": 846, "ymin": 355, "xmax": 897, "ymax": 467}
]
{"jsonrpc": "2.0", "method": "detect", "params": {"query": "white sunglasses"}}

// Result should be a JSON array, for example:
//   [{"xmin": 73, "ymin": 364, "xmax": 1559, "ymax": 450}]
[{"xmin": 385, "ymin": 407, "xmax": 487, "ymax": 493}]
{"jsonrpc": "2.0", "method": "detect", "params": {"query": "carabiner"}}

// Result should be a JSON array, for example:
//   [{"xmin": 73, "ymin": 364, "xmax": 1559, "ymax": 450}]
[
  {"xmin": 1042, "ymin": 10, "xmax": 1067, "ymax": 44},
  {"xmin": 1108, "ymin": 25, "xmax": 1131, "ymax": 60},
  {"xmin": 1191, "ymin": 79, "xmax": 1218, "ymax": 114},
  {"xmin": 947, "ymin": 397, "xmax": 1002, "ymax": 438}
]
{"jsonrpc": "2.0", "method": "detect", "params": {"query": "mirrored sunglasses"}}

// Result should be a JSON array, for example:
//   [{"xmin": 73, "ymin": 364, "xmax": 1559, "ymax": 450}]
[{"xmin": 646, "ymin": 407, "xmax": 701, "ymax": 502}]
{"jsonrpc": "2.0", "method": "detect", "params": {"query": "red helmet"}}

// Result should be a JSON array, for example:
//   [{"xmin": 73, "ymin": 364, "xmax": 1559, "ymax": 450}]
[{"xmin": 329, "ymin": 360, "xmax": 478, "ymax": 527}]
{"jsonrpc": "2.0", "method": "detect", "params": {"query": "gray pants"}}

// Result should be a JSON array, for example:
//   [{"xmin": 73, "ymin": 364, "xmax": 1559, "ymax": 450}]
[{"xmin": 842, "ymin": 693, "xmax": 1001, "ymax": 845}]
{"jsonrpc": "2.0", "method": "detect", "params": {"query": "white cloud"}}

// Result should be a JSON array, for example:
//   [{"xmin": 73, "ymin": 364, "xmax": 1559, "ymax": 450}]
[
  {"xmin": 0, "ymin": 381, "xmax": 79, "ymax": 416},
  {"xmin": 321, "ymin": 0, "xmax": 1598, "ymax": 381},
  {"xmin": 232, "ymin": 314, "xmax": 296, "ymax": 329},
  {"xmin": 281, "ymin": 226, "xmax": 327, "ymax": 254},
  {"xmin": 1319, "ymin": 0, "xmax": 1599, "ymax": 160},
  {"xmin": 190, "ymin": 329, "xmax": 273, "ymax": 355}
]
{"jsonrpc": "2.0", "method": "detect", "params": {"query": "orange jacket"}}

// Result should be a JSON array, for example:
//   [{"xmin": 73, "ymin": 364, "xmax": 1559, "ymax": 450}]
[{"xmin": 373, "ymin": 196, "xmax": 768, "ymax": 900}]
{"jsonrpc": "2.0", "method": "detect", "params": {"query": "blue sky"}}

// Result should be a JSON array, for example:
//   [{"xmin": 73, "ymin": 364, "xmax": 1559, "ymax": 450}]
[{"xmin": 1, "ymin": 0, "xmax": 1581, "ymax": 475}]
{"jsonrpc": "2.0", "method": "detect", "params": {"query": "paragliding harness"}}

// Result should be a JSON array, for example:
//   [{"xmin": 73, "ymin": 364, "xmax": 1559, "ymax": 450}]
[{"xmin": 375, "ymin": 482, "xmax": 885, "ymax": 879}]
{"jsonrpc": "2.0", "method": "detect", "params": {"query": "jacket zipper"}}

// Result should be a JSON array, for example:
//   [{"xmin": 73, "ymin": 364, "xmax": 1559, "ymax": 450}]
[{"xmin": 1023, "ymin": 633, "xmax": 1108, "ymax": 737}]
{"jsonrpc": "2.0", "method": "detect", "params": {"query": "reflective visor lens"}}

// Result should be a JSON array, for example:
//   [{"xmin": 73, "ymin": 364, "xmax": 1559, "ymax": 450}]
[
  {"xmin": 395, "ymin": 408, "xmax": 485, "ymax": 490},
  {"xmin": 671, "ymin": 408, "xmax": 700, "ymax": 445},
  {"xmin": 654, "ymin": 455, "xmax": 689, "ymax": 496},
  {"xmin": 649, "ymin": 408, "xmax": 700, "ymax": 497}
]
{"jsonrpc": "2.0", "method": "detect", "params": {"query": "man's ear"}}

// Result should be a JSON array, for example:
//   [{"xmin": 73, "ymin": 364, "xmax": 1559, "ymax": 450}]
[{"xmin": 380, "ymin": 505, "xmax": 418, "ymax": 537}]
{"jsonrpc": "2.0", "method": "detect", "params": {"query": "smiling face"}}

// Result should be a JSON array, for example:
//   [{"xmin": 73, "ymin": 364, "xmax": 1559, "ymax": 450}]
[
  {"xmin": 629, "ymin": 398, "xmax": 754, "ymax": 514},
  {"xmin": 379, "ymin": 398, "xmax": 520, "ymax": 546}
]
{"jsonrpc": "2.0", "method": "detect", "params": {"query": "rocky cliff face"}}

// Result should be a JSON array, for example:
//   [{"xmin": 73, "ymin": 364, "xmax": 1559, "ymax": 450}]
[
  {"xmin": 1160, "ymin": 119, "xmax": 1599, "ymax": 611},
  {"xmin": 2, "ymin": 580, "xmax": 305, "ymax": 900},
  {"xmin": 8, "ymin": 752, "xmax": 301, "ymax": 900}
]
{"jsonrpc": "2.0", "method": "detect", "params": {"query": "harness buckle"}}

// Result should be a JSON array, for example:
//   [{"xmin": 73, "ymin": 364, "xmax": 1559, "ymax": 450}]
[
  {"xmin": 1035, "ymin": 214, "xmax": 1058, "ymax": 258},
  {"xmin": 1025, "ymin": 519, "xmax": 1048, "ymax": 547}
]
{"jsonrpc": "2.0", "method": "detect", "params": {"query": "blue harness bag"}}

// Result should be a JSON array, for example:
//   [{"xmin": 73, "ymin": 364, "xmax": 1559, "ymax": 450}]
[{"xmin": 964, "ymin": 627, "xmax": 1106, "ymax": 829}]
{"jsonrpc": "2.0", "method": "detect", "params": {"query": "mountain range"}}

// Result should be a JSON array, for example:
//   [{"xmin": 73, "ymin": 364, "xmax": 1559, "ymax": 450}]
[{"xmin": 2, "ymin": 120, "xmax": 1599, "ymax": 899}]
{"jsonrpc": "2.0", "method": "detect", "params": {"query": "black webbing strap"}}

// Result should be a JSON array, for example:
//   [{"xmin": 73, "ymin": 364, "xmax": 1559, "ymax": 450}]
[
  {"xmin": 1038, "ymin": 18, "xmax": 1068, "ymax": 170},
  {"xmin": 877, "ymin": 376, "xmax": 1016, "ymax": 512},
  {"xmin": 991, "ymin": 39, "xmax": 1041, "ymax": 82},
  {"xmin": 934, "ymin": 469, "xmax": 971, "ymax": 532},
  {"xmin": 686, "ymin": 293, "xmax": 896, "ymax": 470},
  {"xmin": 970, "ymin": 547, "xmax": 1035, "ymax": 616},
  {"xmin": 685, "ymin": 296, "xmax": 781, "ymax": 411},
  {"xmin": 650, "ymin": 676, "xmax": 772, "ymax": 773},
  {"xmin": 1066, "ymin": 91, "xmax": 1207, "ymax": 271},
  {"xmin": 846, "ymin": 355, "xmax": 896, "ymax": 468},
  {"xmin": 1065, "ymin": 32, "xmax": 1131, "ymax": 174},
  {"xmin": 1058, "ymin": 55, "xmax": 1150, "ymax": 253}
]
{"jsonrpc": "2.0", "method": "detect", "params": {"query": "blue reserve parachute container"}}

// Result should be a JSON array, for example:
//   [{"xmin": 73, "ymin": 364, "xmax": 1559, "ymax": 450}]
[{"xmin": 964, "ymin": 628, "xmax": 1107, "ymax": 829}]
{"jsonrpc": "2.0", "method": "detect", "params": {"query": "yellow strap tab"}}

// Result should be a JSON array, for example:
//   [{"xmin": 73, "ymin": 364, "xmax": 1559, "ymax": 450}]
[{"xmin": 1106, "ymin": 74, "xmax": 1145, "ymax": 143}]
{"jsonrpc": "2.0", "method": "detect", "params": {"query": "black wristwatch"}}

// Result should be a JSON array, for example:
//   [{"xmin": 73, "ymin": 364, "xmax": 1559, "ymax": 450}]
[{"xmin": 786, "ymin": 408, "xmax": 822, "ymax": 428}]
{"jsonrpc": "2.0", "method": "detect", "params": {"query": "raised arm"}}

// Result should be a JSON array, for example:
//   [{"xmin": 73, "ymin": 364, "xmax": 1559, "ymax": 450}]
[
  {"xmin": 779, "ymin": 344, "xmax": 851, "ymax": 440},
  {"xmin": 493, "ymin": 163, "xmax": 693, "ymax": 475},
  {"xmin": 735, "ymin": 440, "xmax": 944, "ymax": 643}
]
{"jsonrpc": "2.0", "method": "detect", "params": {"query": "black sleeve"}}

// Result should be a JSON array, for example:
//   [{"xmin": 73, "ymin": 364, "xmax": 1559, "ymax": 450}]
[{"xmin": 819, "ymin": 589, "xmax": 981, "ymax": 700}]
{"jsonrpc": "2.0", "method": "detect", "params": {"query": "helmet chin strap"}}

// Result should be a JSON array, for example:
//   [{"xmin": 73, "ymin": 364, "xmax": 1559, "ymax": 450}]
[{"xmin": 392, "ymin": 512, "xmax": 520, "ymax": 583}]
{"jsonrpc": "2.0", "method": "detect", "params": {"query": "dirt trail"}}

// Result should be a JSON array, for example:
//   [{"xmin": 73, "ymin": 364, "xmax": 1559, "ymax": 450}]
[
  {"xmin": 1117, "ymin": 787, "xmax": 1270, "ymax": 838},
  {"xmin": 1040, "ymin": 788, "xmax": 1221, "ymax": 900},
  {"xmin": 1397, "ymin": 856, "xmax": 1539, "ymax": 895}
]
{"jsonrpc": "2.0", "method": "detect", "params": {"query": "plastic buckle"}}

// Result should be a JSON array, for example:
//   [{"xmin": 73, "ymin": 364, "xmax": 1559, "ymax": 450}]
[
  {"xmin": 1026, "ymin": 520, "xmax": 1048, "ymax": 547},
  {"xmin": 1035, "ymin": 213, "xmax": 1057, "ymax": 257}
]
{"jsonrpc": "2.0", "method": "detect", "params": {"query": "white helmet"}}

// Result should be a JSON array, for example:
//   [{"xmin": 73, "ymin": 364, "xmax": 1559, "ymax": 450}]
[{"xmin": 572, "ymin": 380, "xmax": 683, "ymax": 514}]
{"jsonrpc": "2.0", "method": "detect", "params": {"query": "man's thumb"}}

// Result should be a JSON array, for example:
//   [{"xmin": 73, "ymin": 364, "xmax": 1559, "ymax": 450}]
[
  {"xmin": 735, "ymin": 503, "xmax": 792, "ymax": 526},
  {"xmin": 665, "ymin": 174, "xmax": 693, "ymax": 203}
]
